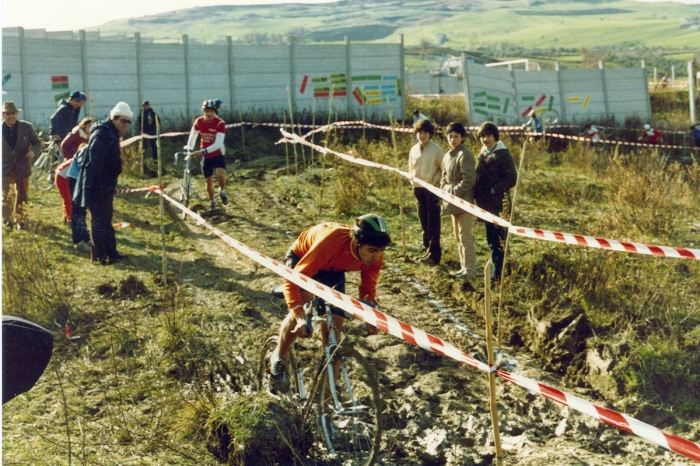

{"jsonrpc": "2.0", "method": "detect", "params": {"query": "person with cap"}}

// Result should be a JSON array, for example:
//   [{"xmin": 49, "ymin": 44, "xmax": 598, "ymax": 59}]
[
  {"xmin": 135, "ymin": 101, "xmax": 160, "ymax": 168},
  {"xmin": 523, "ymin": 110, "xmax": 543, "ymax": 141},
  {"xmin": 187, "ymin": 99, "xmax": 228, "ymax": 210},
  {"xmin": 639, "ymin": 124, "xmax": 663, "ymax": 145},
  {"xmin": 73, "ymin": 102, "xmax": 132, "ymax": 265},
  {"xmin": 49, "ymin": 90, "xmax": 86, "ymax": 142},
  {"xmin": 2, "ymin": 101, "xmax": 41, "ymax": 229},
  {"xmin": 269, "ymin": 214, "xmax": 391, "ymax": 382},
  {"xmin": 412, "ymin": 108, "xmax": 430, "ymax": 126}
]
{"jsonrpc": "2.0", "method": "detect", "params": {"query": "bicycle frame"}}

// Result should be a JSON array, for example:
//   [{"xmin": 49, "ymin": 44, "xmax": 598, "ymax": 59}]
[{"xmin": 174, "ymin": 151, "xmax": 192, "ymax": 217}]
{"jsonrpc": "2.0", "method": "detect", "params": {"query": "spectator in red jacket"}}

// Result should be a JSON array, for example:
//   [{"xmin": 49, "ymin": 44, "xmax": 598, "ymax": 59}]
[{"xmin": 61, "ymin": 117, "xmax": 93, "ymax": 160}]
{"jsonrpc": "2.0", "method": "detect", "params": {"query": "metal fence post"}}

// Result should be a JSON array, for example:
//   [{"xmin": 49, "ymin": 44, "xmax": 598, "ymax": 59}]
[
  {"xmin": 600, "ymin": 60, "xmax": 610, "ymax": 117},
  {"xmin": 689, "ymin": 61, "xmax": 697, "ymax": 124},
  {"xmin": 289, "ymin": 36, "xmax": 296, "ymax": 115},
  {"xmin": 555, "ymin": 61, "xmax": 565, "ymax": 123},
  {"xmin": 399, "ymin": 34, "xmax": 406, "ymax": 122},
  {"xmin": 227, "ymin": 36, "xmax": 236, "ymax": 112},
  {"xmin": 345, "ymin": 36, "xmax": 352, "ymax": 117},
  {"xmin": 183, "ymin": 34, "xmax": 191, "ymax": 119},
  {"xmin": 135, "ymin": 33, "xmax": 143, "ymax": 107},
  {"xmin": 17, "ymin": 27, "xmax": 28, "ymax": 119},
  {"xmin": 79, "ymin": 30, "xmax": 89, "ymax": 113}
]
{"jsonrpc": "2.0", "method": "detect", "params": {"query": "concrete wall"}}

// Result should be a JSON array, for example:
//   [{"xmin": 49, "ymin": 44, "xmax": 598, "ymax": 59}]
[
  {"xmin": 463, "ymin": 61, "xmax": 651, "ymax": 125},
  {"xmin": 405, "ymin": 73, "xmax": 464, "ymax": 95},
  {"xmin": 1, "ymin": 28, "xmax": 405, "ymax": 129}
]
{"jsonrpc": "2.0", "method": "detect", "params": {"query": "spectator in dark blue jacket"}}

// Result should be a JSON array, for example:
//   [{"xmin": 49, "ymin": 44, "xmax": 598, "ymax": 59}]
[
  {"xmin": 474, "ymin": 121, "xmax": 518, "ymax": 283},
  {"xmin": 73, "ymin": 102, "xmax": 132, "ymax": 265},
  {"xmin": 49, "ymin": 90, "xmax": 86, "ymax": 142}
]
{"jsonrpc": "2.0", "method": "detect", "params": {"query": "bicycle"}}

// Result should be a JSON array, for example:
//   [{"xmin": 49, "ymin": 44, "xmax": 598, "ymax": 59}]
[
  {"xmin": 174, "ymin": 148, "xmax": 193, "ymax": 220},
  {"xmin": 258, "ymin": 285, "xmax": 382, "ymax": 465},
  {"xmin": 541, "ymin": 109, "xmax": 559, "ymax": 127},
  {"xmin": 33, "ymin": 137, "xmax": 62, "ymax": 191}
]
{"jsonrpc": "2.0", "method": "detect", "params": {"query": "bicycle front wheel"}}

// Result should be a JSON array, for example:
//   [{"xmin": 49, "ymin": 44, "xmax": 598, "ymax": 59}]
[
  {"xmin": 179, "ymin": 171, "xmax": 191, "ymax": 220},
  {"xmin": 32, "ymin": 150, "xmax": 57, "ymax": 191},
  {"xmin": 315, "ymin": 346, "xmax": 381, "ymax": 466}
]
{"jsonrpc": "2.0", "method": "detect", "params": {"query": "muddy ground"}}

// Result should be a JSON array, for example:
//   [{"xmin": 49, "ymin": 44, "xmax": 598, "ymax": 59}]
[{"xmin": 155, "ymin": 162, "xmax": 696, "ymax": 466}]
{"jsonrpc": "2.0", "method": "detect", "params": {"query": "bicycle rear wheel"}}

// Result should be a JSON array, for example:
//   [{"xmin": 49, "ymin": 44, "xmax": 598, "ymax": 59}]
[
  {"xmin": 32, "ymin": 149, "xmax": 57, "ymax": 191},
  {"xmin": 257, "ymin": 335, "xmax": 300, "ymax": 397},
  {"xmin": 654, "ymin": 119, "xmax": 670, "ymax": 130},
  {"xmin": 542, "ymin": 110, "xmax": 559, "ymax": 126},
  {"xmin": 315, "ymin": 346, "xmax": 381, "ymax": 466}
]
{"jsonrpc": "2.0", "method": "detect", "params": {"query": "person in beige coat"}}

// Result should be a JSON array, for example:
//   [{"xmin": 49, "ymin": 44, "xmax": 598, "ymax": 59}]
[
  {"xmin": 441, "ymin": 122, "xmax": 477, "ymax": 281},
  {"xmin": 408, "ymin": 119, "xmax": 445, "ymax": 265},
  {"xmin": 2, "ymin": 101, "xmax": 41, "ymax": 229}
]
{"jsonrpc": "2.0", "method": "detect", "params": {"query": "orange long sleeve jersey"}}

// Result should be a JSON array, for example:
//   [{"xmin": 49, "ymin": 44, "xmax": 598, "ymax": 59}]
[{"xmin": 283, "ymin": 223, "xmax": 383, "ymax": 314}]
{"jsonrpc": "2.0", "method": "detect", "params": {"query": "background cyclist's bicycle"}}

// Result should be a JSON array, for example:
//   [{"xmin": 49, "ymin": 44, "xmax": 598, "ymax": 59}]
[{"xmin": 33, "ymin": 136, "xmax": 62, "ymax": 191}]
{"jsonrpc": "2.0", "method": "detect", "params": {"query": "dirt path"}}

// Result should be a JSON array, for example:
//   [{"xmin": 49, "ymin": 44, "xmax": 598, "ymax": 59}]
[{"xmin": 161, "ymin": 167, "xmax": 693, "ymax": 466}]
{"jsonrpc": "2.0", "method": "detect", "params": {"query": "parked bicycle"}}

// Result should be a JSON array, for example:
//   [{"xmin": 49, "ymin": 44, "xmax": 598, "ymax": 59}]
[
  {"xmin": 33, "ymin": 136, "xmax": 62, "ymax": 191},
  {"xmin": 174, "ymin": 148, "xmax": 193, "ymax": 219},
  {"xmin": 258, "ymin": 285, "xmax": 382, "ymax": 466}
]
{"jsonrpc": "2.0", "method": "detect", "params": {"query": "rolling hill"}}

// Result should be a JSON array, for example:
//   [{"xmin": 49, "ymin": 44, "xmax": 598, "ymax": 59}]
[{"xmin": 89, "ymin": 0, "xmax": 700, "ymax": 50}]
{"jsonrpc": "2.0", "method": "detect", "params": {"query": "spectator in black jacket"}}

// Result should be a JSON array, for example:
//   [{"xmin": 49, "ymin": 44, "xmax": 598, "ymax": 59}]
[
  {"xmin": 73, "ymin": 102, "xmax": 132, "ymax": 265},
  {"xmin": 49, "ymin": 91, "xmax": 86, "ymax": 142},
  {"xmin": 474, "ymin": 121, "xmax": 517, "ymax": 283},
  {"xmin": 136, "ymin": 100, "xmax": 160, "ymax": 161}
]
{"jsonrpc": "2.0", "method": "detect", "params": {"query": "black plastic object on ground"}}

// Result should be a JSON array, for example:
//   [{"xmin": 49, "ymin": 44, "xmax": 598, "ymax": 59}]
[{"xmin": 2, "ymin": 316, "xmax": 54, "ymax": 404}]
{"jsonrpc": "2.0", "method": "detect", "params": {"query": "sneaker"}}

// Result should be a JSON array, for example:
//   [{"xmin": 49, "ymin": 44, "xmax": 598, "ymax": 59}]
[
  {"xmin": 419, "ymin": 256, "xmax": 439, "ymax": 266},
  {"xmin": 209, "ymin": 200, "xmax": 216, "ymax": 211},
  {"xmin": 269, "ymin": 350, "xmax": 290, "ymax": 393},
  {"xmin": 450, "ymin": 268, "xmax": 466, "ymax": 277},
  {"xmin": 74, "ymin": 241, "xmax": 91, "ymax": 253},
  {"xmin": 269, "ymin": 350, "xmax": 282, "ymax": 376},
  {"xmin": 219, "ymin": 191, "xmax": 228, "ymax": 205}
]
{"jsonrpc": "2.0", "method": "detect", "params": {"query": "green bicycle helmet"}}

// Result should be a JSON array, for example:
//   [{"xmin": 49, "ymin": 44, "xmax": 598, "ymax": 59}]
[
  {"xmin": 202, "ymin": 99, "xmax": 218, "ymax": 113},
  {"xmin": 353, "ymin": 214, "xmax": 391, "ymax": 248}
]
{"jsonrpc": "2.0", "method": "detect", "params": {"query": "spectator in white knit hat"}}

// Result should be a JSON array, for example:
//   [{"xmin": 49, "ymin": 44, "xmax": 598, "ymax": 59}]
[{"xmin": 73, "ymin": 102, "xmax": 133, "ymax": 265}]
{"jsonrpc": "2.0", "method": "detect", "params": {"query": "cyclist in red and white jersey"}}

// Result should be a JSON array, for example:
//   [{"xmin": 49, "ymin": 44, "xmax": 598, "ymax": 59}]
[
  {"xmin": 187, "ymin": 100, "xmax": 228, "ymax": 210},
  {"xmin": 581, "ymin": 123, "xmax": 601, "ymax": 142}
]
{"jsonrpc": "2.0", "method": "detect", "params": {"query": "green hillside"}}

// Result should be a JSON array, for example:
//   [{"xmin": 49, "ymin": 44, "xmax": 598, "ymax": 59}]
[{"xmin": 91, "ymin": 0, "xmax": 700, "ymax": 50}]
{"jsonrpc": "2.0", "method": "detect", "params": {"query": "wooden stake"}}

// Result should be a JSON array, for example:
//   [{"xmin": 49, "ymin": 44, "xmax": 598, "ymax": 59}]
[
  {"xmin": 287, "ymin": 86, "xmax": 299, "ymax": 192},
  {"xmin": 497, "ymin": 138, "xmax": 526, "ymax": 348},
  {"xmin": 318, "ymin": 84, "xmax": 335, "ymax": 218},
  {"xmin": 387, "ymin": 98, "xmax": 407, "ymax": 258},
  {"xmin": 237, "ymin": 103, "xmax": 245, "ymax": 147},
  {"xmin": 156, "ymin": 115, "xmax": 167, "ymax": 285},
  {"xmin": 139, "ymin": 106, "xmax": 144, "ymax": 175},
  {"xmin": 284, "ymin": 113, "xmax": 290, "ymax": 177},
  {"xmin": 311, "ymin": 98, "xmax": 316, "ymax": 168},
  {"xmin": 484, "ymin": 259, "xmax": 504, "ymax": 466}
]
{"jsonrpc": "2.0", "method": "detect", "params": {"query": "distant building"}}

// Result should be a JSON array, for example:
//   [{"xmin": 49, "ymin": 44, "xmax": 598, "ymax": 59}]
[{"xmin": 434, "ymin": 33, "xmax": 448, "ymax": 45}]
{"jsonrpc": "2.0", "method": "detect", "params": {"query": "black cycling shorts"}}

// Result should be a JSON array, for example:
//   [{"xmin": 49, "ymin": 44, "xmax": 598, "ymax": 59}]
[
  {"xmin": 285, "ymin": 248, "xmax": 345, "ymax": 316},
  {"xmin": 202, "ymin": 155, "xmax": 226, "ymax": 178}
]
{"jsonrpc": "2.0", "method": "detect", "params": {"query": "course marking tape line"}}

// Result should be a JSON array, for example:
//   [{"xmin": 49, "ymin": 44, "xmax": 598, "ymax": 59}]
[
  {"xmin": 149, "ymin": 186, "xmax": 700, "ymax": 463},
  {"xmin": 496, "ymin": 371, "xmax": 700, "ymax": 463},
  {"xmin": 279, "ymin": 129, "xmax": 510, "ymax": 227},
  {"xmin": 279, "ymin": 129, "xmax": 700, "ymax": 261},
  {"xmin": 113, "ymin": 186, "xmax": 158, "ymax": 195},
  {"xmin": 528, "ymin": 132, "xmax": 699, "ymax": 151},
  {"xmin": 510, "ymin": 227, "xmax": 700, "ymax": 260}
]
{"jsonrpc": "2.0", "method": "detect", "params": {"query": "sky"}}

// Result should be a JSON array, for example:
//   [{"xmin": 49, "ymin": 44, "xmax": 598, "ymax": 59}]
[
  {"xmin": 1, "ymin": 0, "xmax": 339, "ymax": 31},
  {"xmin": 2, "ymin": 0, "xmax": 699, "ymax": 31}
]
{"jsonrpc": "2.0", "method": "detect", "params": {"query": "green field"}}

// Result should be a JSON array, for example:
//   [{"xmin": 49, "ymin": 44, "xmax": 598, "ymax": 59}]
[{"xmin": 93, "ymin": 0, "xmax": 700, "ymax": 50}]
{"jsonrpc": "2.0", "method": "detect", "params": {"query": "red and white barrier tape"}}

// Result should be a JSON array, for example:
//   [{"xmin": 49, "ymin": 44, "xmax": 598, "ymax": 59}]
[
  {"xmin": 113, "ymin": 186, "xmax": 161, "ymax": 195},
  {"xmin": 497, "ymin": 371, "xmax": 700, "ymax": 463},
  {"xmin": 146, "ymin": 186, "xmax": 700, "ymax": 463},
  {"xmin": 279, "ymin": 129, "xmax": 700, "ymax": 260},
  {"xmin": 529, "ymin": 132, "xmax": 698, "ymax": 150},
  {"xmin": 510, "ymin": 227, "xmax": 700, "ymax": 260}
]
